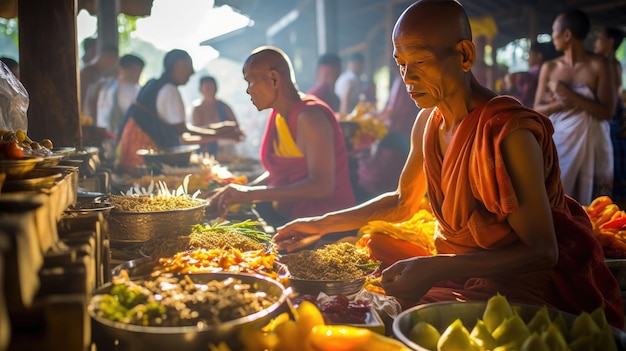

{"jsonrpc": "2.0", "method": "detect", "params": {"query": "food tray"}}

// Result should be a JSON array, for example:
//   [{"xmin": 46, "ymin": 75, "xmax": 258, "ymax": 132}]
[{"xmin": 2, "ymin": 168, "xmax": 61, "ymax": 191}]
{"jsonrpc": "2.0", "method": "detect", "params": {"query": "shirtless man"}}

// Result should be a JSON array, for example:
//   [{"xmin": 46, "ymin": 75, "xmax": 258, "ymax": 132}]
[
  {"xmin": 207, "ymin": 46, "xmax": 355, "ymax": 227},
  {"xmin": 275, "ymin": 0, "xmax": 623, "ymax": 328},
  {"xmin": 534, "ymin": 10, "xmax": 616, "ymax": 205}
]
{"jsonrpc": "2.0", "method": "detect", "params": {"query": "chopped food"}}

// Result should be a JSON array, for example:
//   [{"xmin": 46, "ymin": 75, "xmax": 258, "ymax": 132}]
[
  {"xmin": 109, "ymin": 194, "xmax": 203, "ymax": 212},
  {"xmin": 279, "ymin": 242, "xmax": 376, "ymax": 281},
  {"xmin": 92, "ymin": 272, "xmax": 278, "ymax": 327},
  {"xmin": 153, "ymin": 247, "xmax": 285, "ymax": 283}
]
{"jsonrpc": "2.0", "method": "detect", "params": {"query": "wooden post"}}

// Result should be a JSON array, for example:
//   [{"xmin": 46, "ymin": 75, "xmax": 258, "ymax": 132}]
[
  {"xmin": 18, "ymin": 0, "xmax": 82, "ymax": 147},
  {"xmin": 97, "ymin": 0, "xmax": 119, "ymax": 50}
]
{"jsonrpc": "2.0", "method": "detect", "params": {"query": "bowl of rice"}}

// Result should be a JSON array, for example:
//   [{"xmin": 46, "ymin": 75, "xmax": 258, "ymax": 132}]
[
  {"xmin": 279, "ymin": 242, "xmax": 378, "ymax": 296},
  {"xmin": 107, "ymin": 194, "xmax": 207, "ymax": 243}
]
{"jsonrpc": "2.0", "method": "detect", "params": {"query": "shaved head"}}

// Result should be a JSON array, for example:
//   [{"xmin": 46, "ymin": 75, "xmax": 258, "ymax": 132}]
[
  {"xmin": 392, "ymin": 0, "xmax": 479, "ymax": 109},
  {"xmin": 394, "ymin": 0, "xmax": 472, "ymax": 50},
  {"xmin": 244, "ymin": 46, "xmax": 296, "ymax": 85}
]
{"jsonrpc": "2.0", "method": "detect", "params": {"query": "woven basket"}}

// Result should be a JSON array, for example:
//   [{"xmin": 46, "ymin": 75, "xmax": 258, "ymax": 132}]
[{"xmin": 107, "ymin": 200, "xmax": 207, "ymax": 243}]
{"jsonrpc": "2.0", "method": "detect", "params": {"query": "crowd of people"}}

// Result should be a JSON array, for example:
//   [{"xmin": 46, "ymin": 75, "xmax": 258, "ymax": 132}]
[{"xmin": 67, "ymin": 0, "xmax": 626, "ymax": 328}]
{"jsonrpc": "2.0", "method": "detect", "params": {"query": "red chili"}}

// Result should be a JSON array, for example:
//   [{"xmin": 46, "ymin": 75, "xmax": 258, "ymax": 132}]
[{"xmin": 600, "ymin": 216, "xmax": 626, "ymax": 230}]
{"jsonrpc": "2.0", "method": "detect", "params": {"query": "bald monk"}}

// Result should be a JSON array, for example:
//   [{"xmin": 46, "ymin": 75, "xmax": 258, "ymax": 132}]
[
  {"xmin": 207, "ymin": 46, "xmax": 355, "ymax": 227},
  {"xmin": 275, "ymin": 0, "xmax": 624, "ymax": 328}
]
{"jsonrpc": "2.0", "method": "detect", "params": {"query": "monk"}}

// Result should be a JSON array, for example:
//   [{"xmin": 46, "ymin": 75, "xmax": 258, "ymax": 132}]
[
  {"xmin": 275, "ymin": 0, "xmax": 624, "ymax": 328},
  {"xmin": 207, "ymin": 46, "xmax": 355, "ymax": 227}
]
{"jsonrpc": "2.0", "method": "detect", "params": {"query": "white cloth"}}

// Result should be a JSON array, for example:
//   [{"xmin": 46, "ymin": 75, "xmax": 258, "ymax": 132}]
[
  {"xmin": 335, "ymin": 70, "xmax": 362, "ymax": 113},
  {"xmin": 156, "ymin": 83, "xmax": 186, "ymax": 125},
  {"xmin": 549, "ymin": 84, "xmax": 613, "ymax": 205},
  {"xmin": 96, "ymin": 79, "xmax": 141, "ymax": 132}
]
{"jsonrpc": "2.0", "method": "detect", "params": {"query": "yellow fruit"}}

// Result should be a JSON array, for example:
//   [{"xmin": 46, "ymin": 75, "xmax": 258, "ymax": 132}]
[
  {"xmin": 596, "ymin": 324, "xmax": 618, "ymax": 351},
  {"xmin": 296, "ymin": 301, "xmax": 325, "ymax": 338},
  {"xmin": 570, "ymin": 311, "xmax": 600, "ymax": 340},
  {"xmin": 482, "ymin": 293, "xmax": 514, "ymax": 333},
  {"xmin": 492, "ymin": 314, "xmax": 530, "ymax": 348},
  {"xmin": 492, "ymin": 341, "xmax": 518, "ymax": 351},
  {"xmin": 15, "ymin": 129, "xmax": 25, "ymax": 143},
  {"xmin": 520, "ymin": 333, "xmax": 550, "ymax": 351},
  {"xmin": 309, "ymin": 325, "xmax": 411, "ymax": 351},
  {"xmin": 470, "ymin": 319, "xmax": 498, "ymax": 350},
  {"xmin": 408, "ymin": 321, "xmax": 440, "ymax": 351},
  {"xmin": 590, "ymin": 307, "xmax": 609, "ymax": 330},
  {"xmin": 437, "ymin": 319, "xmax": 481, "ymax": 351},
  {"xmin": 540, "ymin": 323, "xmax": 568, "ymax": 351},
  {"xmin": 551, "ymin": 313, "xmax": 568, "ymax": 337},
  {"xmin": 274, "ymin": 319, "xmax": 303, "ymax": 351},
  {"xmin": 568, "ymin": 334, "xmax": 596, "ymax": 351},
  {"xmin": 40, "ymin": 138, "xmax": 53, "ymax": 149},
  {"xmin": 527, "ymin": 305, "xmax": 552, "ymax": 334}
]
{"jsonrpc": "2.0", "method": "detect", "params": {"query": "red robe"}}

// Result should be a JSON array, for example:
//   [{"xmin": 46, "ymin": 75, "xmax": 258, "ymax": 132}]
[
  {"xmin": 419, "ymin": 96, "xmax": 624, "ymax": 328},
  {"xmin": 259, "ymin": 95, "xmax": 355, "ymax": 221}
]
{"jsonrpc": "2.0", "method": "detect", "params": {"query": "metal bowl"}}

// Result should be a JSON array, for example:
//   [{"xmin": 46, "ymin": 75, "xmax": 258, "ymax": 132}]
[
  {"xmin": 107, "ymin": 199, "xmax": 207, "ymax": 243},
  {"xmin": 50, "ymin": 146, "xmax": 76, "ymax": 156},
  {"xmin": 65, "ymin": 201, "xmax": 115, "ymax": 216},
  {"xmin": 89, "ymin": 272, "xmax": 291, "ymax": 351},
  {"xmin": 0, "ymin": 156, "xmax": 44, "ymax": 177},
  {"xmin": 137, "ymin": 144, "xmax": 201, "ymax": 168},
  {"xmin": 288, "ymin": 276, "xmax": 366, "ymax": 296},
  {"xmin": 393, "ymin": 301, "xmax": 626, "ymax": 351},
  {"xmin": 36, "ymin": 154, "xmax": 64, "ymax": 168},
  {"xmin": 2, "ymin": 168, "xmax": 61, "ymax": 191}
]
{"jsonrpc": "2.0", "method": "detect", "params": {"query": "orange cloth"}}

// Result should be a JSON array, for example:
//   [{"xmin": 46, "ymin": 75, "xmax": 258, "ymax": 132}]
[
  {"xmin": 419, "ymin": 96, "xmax": 624, "ymax": 328},
  {"xmin": 115, "ymin": 118, "xmax": 158, "ymax": 176}
]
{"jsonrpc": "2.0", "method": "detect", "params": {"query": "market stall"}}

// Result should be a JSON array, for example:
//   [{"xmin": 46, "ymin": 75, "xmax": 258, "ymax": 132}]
[{"xmin": 2, "ymin": 127, "xmax": 626, "ymax": 351}]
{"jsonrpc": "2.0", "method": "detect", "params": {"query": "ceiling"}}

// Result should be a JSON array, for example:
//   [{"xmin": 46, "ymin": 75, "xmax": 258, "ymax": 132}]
[
  {"xmin": 209, "ymin": 0, "xmax": 626, "ymax": 49},
  {"xmin": 204, "ymin": 0, "xmax": 626, "ymax": 90}
]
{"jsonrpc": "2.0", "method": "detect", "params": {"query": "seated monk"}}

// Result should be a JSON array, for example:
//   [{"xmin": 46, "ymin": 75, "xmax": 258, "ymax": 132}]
[
  {"xmin": 274, "ymin": 0, "xmax": 624, "ymax": 329},
  {"xmin": 207, "ymin": 46, "xmax": 355, "ymax": 228}
]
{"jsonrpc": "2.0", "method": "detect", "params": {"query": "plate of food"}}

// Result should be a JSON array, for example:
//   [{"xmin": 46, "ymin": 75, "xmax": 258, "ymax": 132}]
[{"xmin": 279, "ymin": 242, "xmax": 378, "ymax": 296}]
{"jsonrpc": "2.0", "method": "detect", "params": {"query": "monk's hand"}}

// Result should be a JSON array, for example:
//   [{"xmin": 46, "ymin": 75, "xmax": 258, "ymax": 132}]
[
  {"xmin": 381, "ymin": 257, "xmax": 432, "ymax": 302},
  {"xmin": 274, "ymin": 218, "xmax": 325, "ymax": 252},
  {"xmin": 207, "ymin": 184, "xmax": 251, "ymax": 219}
]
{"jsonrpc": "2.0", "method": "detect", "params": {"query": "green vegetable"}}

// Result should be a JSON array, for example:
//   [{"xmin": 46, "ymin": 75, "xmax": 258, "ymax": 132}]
[{"xmin": 192, "ymin": 220, "xmax": 273, "ymax": 244}]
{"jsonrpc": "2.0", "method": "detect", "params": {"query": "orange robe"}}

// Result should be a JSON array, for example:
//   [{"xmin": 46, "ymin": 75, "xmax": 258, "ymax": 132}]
[{"xmin": 419, "ymin": 96, "xmax": 624, "ymax": 328}]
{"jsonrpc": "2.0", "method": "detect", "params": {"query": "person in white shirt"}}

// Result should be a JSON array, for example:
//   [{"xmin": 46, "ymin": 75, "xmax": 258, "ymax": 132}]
[
  {"xmin": 334, "ymin": 52, "xmax": 365, "ymax": 116},
  {"xmin": 116, "ymin": 49, "xmax": 242, "ymax": 176},
  {"xmin": 97, "ymin": 54, "xmax": 144, "ymax": 136}
]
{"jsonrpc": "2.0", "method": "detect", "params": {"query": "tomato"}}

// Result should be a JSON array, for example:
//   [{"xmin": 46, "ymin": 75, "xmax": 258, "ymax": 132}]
[{"xmin": 0, "ymin": 141, "xmax": 24, "ymax": 159}]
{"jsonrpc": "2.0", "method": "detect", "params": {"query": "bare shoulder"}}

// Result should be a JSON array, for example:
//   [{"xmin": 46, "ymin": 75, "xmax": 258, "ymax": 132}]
[
  {"xmin": 588, "ymin": 52, "xmax": 611, "ymax": 70},
  {"xmin": 298, "ymin": 104, "xmax": 333, "ymax": 129},
  {"xmin": 412, "ymin": 107, "xmax": 433, "ymax": 139}
]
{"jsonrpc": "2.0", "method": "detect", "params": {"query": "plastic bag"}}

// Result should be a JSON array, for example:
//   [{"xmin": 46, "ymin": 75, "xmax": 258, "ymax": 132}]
[{"xmin": 0, "ymin": 61, "xmax": 28, "ymax": 132}]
